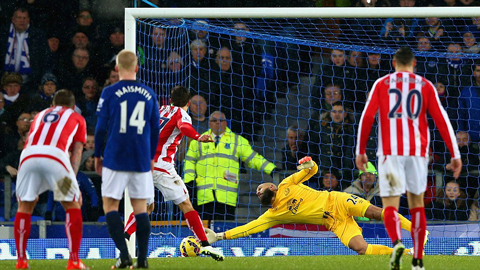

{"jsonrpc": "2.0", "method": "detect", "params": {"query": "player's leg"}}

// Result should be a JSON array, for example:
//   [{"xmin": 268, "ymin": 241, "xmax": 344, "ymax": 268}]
[
  {"xmin": 364, "ymin": 204, "xmax": 412, "ymax": 233},
  {"xmin": 102, "ymin": 168, "xmax": 132, "ymax": 268},
  {"xmin": 334, "ymin": 216, "xmax": 409, "ymax": 255},
  {"xmin": 15, "ymin": 200, "xmax": 36, "ymax": 269},
  {"xmin": 124, "ymin": 201, "xmax": 154, "ymax": 240},
  {"xmin": 130, "ymin": 198, "xmax": 150, "ymax": 268},
  {"xmin": 177, "ymin": 198, "xmax": 223, "ymax": 261},
  {"xmin": 408, "ymin": 193, "xmax": 426, "ymax": 270},
  {"xmin": 378, "ymin": 156, "xmax": 407, "ymax": 270},
  {"xmin": 405, "ymin": 156, "xmax": 429, "ymax": 270},
  {"xmin": 61, "ymin": 200, "xmax": 88, "ymax": 270},
  {"xmin": 14, "ymin": 154, "xmax": 47, "ymax": 269},
  {"xmin": 126, "ymin": 170, "xmax": 155, "ymax": 269}
]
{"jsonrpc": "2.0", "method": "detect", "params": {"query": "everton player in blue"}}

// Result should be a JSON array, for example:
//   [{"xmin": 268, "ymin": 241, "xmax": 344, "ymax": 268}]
[{"xmin": 94, "ymin": 50, "xmax": 160, "ymax": 269}]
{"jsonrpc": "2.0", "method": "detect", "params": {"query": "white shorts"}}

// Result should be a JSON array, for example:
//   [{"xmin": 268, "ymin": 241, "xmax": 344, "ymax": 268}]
[
  {"xmin": 16, "ymin": 146, "xmax": 81, "ymax": 202},
  {"xmin": 101, "ymin": 167, "xmax": 154, "ymax": 201},
  {"xmin": 378, "ymin": 155, "xmax": 429, "ymax": 197},
  {"xmin": 152, "ymin": 161, "xmax": 188, "ymax": 205}
]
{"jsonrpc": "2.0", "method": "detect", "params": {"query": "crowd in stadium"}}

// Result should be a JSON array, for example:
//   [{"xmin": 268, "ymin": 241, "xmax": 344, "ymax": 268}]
[{"xmin": 1, "ymin": 1, "xmax": 480, "ymax": 224}]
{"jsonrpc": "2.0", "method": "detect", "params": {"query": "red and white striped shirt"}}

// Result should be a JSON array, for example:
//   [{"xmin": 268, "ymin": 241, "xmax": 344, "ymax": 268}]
[
  {"xmin": 356, "ymin": 71, "xmax": 460, "ymax": 159},
  {"xmin": 25, "ymin": 106, "xmax": 87, "ymax": 152},
  {"xmin": 155, "ymin": 105, "xmax": 200, "ymax": 165}
]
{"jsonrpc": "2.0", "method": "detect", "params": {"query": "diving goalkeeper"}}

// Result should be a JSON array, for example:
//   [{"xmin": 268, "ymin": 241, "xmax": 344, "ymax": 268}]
[{"xmin": 206, "ymin": 157, "xmax": 426, "ymax": 255}]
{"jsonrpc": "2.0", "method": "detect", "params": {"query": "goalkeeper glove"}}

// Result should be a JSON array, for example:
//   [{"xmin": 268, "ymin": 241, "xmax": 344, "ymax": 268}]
[
  {"xmin": 297, "ymin": 156, "xmax": 314, "ymax": 170},
  {"xmin": 205, "ymin": 228, "xmax": 225, "ymax": 244}
]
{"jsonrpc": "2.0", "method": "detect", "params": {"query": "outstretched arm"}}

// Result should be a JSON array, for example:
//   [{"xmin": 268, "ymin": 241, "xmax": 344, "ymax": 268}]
[
  {"xmin": 205, "ymin": 214, "xmax": 283, "ymax": 243},
  {"xmin": 283, "ymin": 156, "xmax": 318, "ymax": 185}
]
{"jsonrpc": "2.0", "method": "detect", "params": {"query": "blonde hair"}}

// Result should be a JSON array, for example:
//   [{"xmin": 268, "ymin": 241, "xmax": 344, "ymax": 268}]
[{"xmin": 116, "ymin": 50, "xmax": 137, "ymax": 72}]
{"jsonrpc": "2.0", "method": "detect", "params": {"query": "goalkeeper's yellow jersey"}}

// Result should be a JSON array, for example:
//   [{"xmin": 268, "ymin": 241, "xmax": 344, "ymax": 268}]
[{"xmin": 226, "ymin": 162, "xmax": 337, "ymax": 239}]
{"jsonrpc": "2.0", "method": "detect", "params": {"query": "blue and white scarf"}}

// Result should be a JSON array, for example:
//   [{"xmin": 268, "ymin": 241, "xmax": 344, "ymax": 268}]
[{"xmin": 4, "ymin": 23, "xmax": 32, "ymax": 74}]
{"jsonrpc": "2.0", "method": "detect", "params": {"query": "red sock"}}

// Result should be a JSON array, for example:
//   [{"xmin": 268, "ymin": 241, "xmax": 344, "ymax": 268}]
[
  {"xmin": 383, "ymin": 206, "xmax": 401, "ymax": 244},
  {"xmin": 410, "ymin": 207, "xmax": 426, "ymax": 259},
  {"xmin": 14, "ymin": 212, "xmax": 31, "ymax": 261},
  {"xmin": 184, "ymin": 210, "xmax": 207, "ymax": 242},
  {"xmin": 124, "ymin": 212, "xmax": 137, "ymax": 236},
  {"xmin": 65, "ymin": 208, "xmax": 83, "ymax": 262}
]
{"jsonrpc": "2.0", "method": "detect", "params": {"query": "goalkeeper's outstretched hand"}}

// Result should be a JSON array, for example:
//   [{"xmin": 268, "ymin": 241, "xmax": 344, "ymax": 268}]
[
  {"xmin": 297, "ymin": 156, "xmax": 314, "ymax": 170},
  {"xmin": 205, "ymin": 228, "xmax": 225, "ymax": 244}
]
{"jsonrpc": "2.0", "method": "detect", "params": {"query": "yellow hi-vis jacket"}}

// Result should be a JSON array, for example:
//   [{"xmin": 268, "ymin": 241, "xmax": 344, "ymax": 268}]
[{"xmin": 183, "ymin": 128, "xmax": 276, "ymax": 207}]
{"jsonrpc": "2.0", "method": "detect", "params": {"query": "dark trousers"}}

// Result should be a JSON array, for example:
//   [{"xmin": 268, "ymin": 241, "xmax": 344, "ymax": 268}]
[{"xmin": 195, "ymin": 202, "xmax": 236, "ymax": 221}]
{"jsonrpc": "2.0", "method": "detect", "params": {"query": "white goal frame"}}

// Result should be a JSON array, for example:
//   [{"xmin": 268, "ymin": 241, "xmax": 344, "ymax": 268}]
[{"xmin": 123, "ymin": 6, "xmax": 480, "ymax": 256}]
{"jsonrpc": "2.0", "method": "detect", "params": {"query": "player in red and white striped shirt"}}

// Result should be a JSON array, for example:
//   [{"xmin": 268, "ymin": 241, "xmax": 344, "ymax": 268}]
[
  {"xmin": 355, "ymin": 47, "xmax": 462, "ymax": 270},
  {"xmin": 15, "ymin": 90, "xmax": 88, "ymax": 270},
  {"xmin": 123, "ymin": 86, "xmax": 224, "ymax": 261}
]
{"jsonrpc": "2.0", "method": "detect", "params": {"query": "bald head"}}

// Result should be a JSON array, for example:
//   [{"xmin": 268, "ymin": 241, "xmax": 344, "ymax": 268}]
[{"xmin": 256, "ymin": 182, "xmax": 278, "ymax": 206}]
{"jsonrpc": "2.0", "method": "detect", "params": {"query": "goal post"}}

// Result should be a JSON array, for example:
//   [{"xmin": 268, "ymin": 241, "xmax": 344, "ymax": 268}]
[{"xmin": 124, "ymin": 6, "xmax": 480, "ymax": 256}]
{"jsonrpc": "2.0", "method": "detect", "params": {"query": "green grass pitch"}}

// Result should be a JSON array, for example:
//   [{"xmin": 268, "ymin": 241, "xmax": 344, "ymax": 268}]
[{"xmin": 1, "ymin": 255, "xmax": 479, "ymax": 270}]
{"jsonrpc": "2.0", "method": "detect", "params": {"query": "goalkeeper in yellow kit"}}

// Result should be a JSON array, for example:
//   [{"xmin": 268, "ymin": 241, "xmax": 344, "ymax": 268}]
[{"xmin": 206, "ymin": 157, "xmax": 425, "ymax": 255}]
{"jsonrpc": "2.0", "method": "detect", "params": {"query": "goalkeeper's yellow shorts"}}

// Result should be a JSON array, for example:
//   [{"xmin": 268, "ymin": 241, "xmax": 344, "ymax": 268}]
[{"xmin": 325, "ymin": 191, "xmax": 371, "ymax": 247}]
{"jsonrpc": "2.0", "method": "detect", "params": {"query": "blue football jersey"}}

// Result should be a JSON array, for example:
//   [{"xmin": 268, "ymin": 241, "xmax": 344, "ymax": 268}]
[{"xmin": 95, "ymin": 80, "xmax": 160, "ymax": 172}]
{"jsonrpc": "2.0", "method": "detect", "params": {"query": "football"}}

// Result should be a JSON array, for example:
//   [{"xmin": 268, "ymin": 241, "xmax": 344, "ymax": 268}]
[{"xmin": 180, "ymin": 236, "xmax": 201, "ymax": 257}]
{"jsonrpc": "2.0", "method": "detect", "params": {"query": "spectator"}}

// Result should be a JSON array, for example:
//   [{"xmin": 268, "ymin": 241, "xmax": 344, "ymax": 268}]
[
  {"xmin": 98, "ymin": 25, "xmax": 124, "ymax": 66},
  {"xmin": 344, "ymin": 162, "xmax": 380, "ymax": 202},
  {"xmin": 75, "ymin": 77, "xmax": 99, "ymax": 129},
  {"xmin": 85, "ymin": 128, "xmax": 95, "ymax": 151},
  {"xmin": 311, "ymin": 83, "xmax": 343, "ymax": 120},
  {"xmin": 70, "ymin": 31, "xmax": 90, "ymax": 51},
  {"xmin": 422, "ymin": 17, "xmax": 446, "ymax": 49},
  {"xmin": 0, "ymin": 111, "xmax": 31, "ymax": 159},
  {"xmin": 320, "ymin": 168, "xmax": 342, "ymax": 191},
  {"xmin": 435, "ymin": 131, "xmax": 480, "ymax": 201},
  {"xmin": 167, "ymin": 51, "xmax": 184, "ymax": 73},
  {"xmin": 211, "ymin": 47, "xmax": 255, "ymax": 139},
  {"xmin": 189, "ymin": 94, "xmax": 209, "ymax": 134},
  {"xmin": 184, "ymin": 111, "xmax": 276, "ymax": 220},
  {"xmin": 176, "ymin": 94, "xmax": 210, "ymax": 164},
  {"xmin": 427, "ymin": 181, "xmax": 469, "ymax": 221},
  {"xmin": 80, "ymin": 142, "xmax": 94, "ymax": 172},
  {"xmin": 458, "ymin": 62, "xmax": 480, "ymax": 142},
  {"xmin": 0, "ymin": 72, "xmax": 31, "ymax": 129},
  {"xmin": 366, "ymin": 52, "xmax": 389, "ymax": 91},
  {"xmin": 55, "ymin": 48, "xmax": 95, "ymax": 99},
  {"xmin": 465, "ymin": 17, "xmax": 480, "ymax": 40},
  {"xmin": 346, "ymin": 50, "xmax": 368, "ymax": 111},
  {"xmin": 0, "ymin": 137, "xmax": 25, "ymax": 182},
  {"xmin": 314, "ymin": 49, "xmax": 354, "ymax": 104},
  {"xmin": 188, "ymin": 20, "xmax": 222, "ymax": 58},
  {"xmin": 381, "ymin": 0, "xmax": 420, "ymax": 42},
  {"xmin": 415, "ymin": 34, "xmax": 439, "ymax": 82},
  {"xmin": 469, "ymin": 190, "xmax": 480, "ymax": 221},
  {"xmin": 46, "ymin": 32, "xmax": 62, "ymax": 72},
  {"xmin": 141, "ymin": 27, "xmax": 173, "ymax": 93},
  {"xmin": 462, "ymin": 31, "xmax": 480, "ymax": 54},
  {"xmin": 431, "ymin": 81, "xmax": 458, "ymax": 130},
  {"xmin": 27, "ymin": 72, "xmax": 58, "ymax": 113},
  {"xmin": 45, "ymin": 171, "xmax": 100, "ymax": 222},
  {"xmin": 73, "ymin": 9, "xmax": 98, "ymax": 44},
  {"xmin": 103, "ymin": 65, "xmax": 119, "ymax": 87},
  {"xmin": 437, "ymin": 42, "xmax": 471, "ymax": 97},
  {"xmin": 230, "ymin": 22, "xmax": 262, "ymax": 91},
  {"xmin": 281, "ymin": 125, "xmax": 310, "ymax": 171},
  {"xmin": 189, "ymin": 39, "xmax": 215, "ymax": 96},
  {"xmin": 310, "ymin": 101, "xmax": 355, "ymax": 176},
  {"xmin": 0, "ymin": 7, "xmax": 49, "ymax": 92}
]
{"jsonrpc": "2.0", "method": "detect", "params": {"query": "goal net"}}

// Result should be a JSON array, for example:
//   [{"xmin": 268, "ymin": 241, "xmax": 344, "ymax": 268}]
[{"xmin": 126, "ymin": 7, "xmax": 480, "ymax": 255}]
